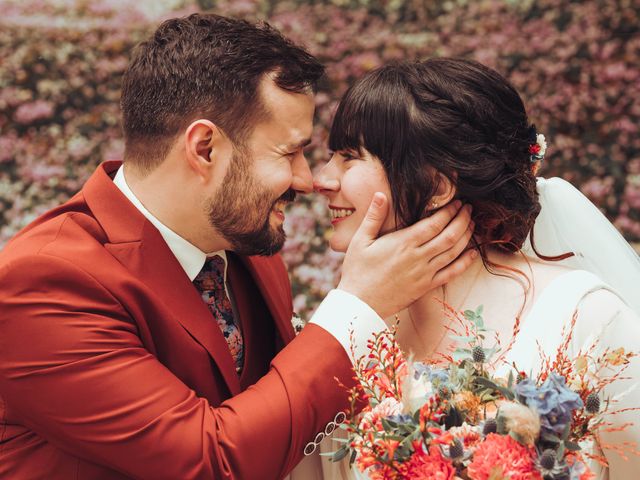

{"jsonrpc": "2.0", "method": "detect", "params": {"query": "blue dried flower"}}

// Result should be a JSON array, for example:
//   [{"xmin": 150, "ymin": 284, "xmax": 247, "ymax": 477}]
[
  {"xmin": 515, "ymin": 373, "xmax": 583, "ymax": 436},
  {"xmin": 413, "ymin": 362, "xmax": 449, "ymax": 384},
  {"xmin": 385, "ymin": 413, "xmax": 414, "ymax": 425}
]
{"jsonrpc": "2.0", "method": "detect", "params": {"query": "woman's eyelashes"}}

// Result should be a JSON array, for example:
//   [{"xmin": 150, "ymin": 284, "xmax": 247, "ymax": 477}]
[{"xmin": 341, "ymin": 150, "xmax": 362, "ymax": 162}]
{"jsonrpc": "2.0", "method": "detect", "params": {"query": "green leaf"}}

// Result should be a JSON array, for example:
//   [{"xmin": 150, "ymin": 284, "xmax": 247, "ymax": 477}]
[
  {"xmin": 557, "ymin": 442, "xmax": 566, "ymax": 458},
  {"xmin": 509, "ymin": 430, "xmax": 527, "ymax": 445},
  {"xmin": 449, "ymin": 334, "xmax": 476, "ymax": 343},
  {"xmin": 540, "ymin": 432, "xmax": 562, "ymax": 444},
  {"xmin": 381, "ymin": 417, "xmax": 397, "ymax": 431},
  {"xmin": 453, "ymin": 350, "xmax": 472, "ymax": 362},
  {"xmin": 507, "ymin": 370, "xmax": 514, "ymax": 389},
  {"xmin": 473, "ymin": 376, "xmax": 515, "ymax": 400},
  {"xmin": 329, "ymin": 445, "xmax": 349, "ymax": 462},
  {"xmin": 474, "ymin": 376, "xmax": 501, "ymax": 389},
  {"xmin": 564, "ymin": 440, "xmax": 582, "ymax": 451},
  {"xmin": 329, "ymin": 437, "xmax": 350, "ymax": 443}
]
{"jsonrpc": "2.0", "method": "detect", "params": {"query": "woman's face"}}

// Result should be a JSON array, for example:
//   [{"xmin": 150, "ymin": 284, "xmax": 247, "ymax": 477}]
[{"xmin": 314, "ymin": 148, "xmax": 397, "ymax": 252}]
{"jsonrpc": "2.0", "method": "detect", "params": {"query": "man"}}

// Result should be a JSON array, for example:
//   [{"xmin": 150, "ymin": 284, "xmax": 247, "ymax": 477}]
[{"xmin": 0, "ymin": 14, "xmax": 474, "ymax": 479}]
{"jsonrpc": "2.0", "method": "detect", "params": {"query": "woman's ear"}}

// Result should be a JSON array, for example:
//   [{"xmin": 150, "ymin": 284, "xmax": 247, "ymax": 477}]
[{"xmin": 429, "ymin": 172, "xmax": 457, "ymax": 210}]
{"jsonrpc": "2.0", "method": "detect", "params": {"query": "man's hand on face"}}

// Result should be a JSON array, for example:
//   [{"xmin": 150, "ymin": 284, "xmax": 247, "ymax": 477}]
[{"xmin": 338, "ymin": 192, "xmax": 476, "ymax": 319}]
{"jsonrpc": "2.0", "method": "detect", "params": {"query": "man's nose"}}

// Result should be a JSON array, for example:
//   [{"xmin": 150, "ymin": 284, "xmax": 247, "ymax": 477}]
[{"xmin": 291, "ymin": 152, "xmax": 313, "ymax": 194}]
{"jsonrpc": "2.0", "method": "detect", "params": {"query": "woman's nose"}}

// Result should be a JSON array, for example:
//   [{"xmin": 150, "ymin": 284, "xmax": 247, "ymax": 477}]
[{"xmin": 313, "ymin": 163, "xmax": 340, "ymax": 194}]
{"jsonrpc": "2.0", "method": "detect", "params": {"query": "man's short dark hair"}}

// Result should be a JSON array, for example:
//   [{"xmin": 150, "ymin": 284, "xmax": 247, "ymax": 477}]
[{"xmin": 121, "ymin": 13, "xmax": 324, "ymax": 172}]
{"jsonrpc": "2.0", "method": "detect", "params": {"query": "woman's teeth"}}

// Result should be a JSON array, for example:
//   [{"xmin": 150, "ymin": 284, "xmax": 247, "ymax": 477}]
[{"xmin": 330, "ymin": 208, "xmax": 354, "ymax": 219}]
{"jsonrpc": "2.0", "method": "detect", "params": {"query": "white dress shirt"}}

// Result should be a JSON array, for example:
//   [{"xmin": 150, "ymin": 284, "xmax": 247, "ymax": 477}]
[{"xmin": 112, "ymin": 164, "xmax": 387, "ymax": 363}]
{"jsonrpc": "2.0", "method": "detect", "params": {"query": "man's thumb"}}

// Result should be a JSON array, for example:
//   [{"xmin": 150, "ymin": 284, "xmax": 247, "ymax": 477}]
[{"xmin": 354, "ymin": 192, "xmax": 388, "ymax": 243}]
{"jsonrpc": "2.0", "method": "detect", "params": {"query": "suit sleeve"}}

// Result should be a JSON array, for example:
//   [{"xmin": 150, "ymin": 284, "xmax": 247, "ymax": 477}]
[{"xmin": 0, "ymin": 254, "xmax": 357, "ymax": 480}]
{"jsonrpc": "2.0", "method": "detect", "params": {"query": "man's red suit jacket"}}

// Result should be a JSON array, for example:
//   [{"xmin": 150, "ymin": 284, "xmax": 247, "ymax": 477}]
[{"xmin": 0, "ymin": 161, "xmax": 356, "ymax": 479}]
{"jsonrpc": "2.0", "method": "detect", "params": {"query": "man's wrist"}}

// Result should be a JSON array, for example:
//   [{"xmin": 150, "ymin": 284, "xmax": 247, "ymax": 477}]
[{"xmin": 309, "ymin": 289, "xmax": 388, "ymax": 364}]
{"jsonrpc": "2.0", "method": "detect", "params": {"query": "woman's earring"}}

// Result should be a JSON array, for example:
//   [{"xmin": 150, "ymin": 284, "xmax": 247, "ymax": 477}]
[{"xmin": 431, "ymin": 201, "xmax": 438, "ymax": 209}]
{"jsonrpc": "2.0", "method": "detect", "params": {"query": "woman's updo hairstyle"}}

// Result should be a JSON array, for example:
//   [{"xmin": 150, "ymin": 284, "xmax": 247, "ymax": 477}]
[{"xmin": 329, "ymin": 58, "xmax": 540, "ymax": 253}]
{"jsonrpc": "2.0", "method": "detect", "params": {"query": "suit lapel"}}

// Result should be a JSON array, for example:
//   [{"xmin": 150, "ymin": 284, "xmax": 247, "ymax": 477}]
[
  {"xmin": 83, "ymin": 161, "xmax": 242, "ymax": 396},
  {"xmin": 239, "ymin": 255, "xmax": 295, "ymax": 345}
]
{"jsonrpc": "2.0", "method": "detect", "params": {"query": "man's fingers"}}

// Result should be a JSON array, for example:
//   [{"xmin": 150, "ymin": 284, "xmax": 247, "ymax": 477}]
[
  {"xmin": 430, "ymin": 248, "xmax": 478, "ymax": 289},
  {"xmin": 417, "ymin": 202, "xmax": 472, "ymax": 254},
  {"xmin": 350, "ymin": 192, "xmax": 389, "ymax": 245},
  {"xmin": 406, "ymin": 200, "xmax": 463, "ymax": 247},
  {"xmin": 425, "ymin": 216, "xmax": 475, "ymax": 271}
]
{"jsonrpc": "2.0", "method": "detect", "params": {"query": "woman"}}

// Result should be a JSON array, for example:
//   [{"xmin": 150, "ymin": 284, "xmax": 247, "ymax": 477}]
[{"xmin": 313, "ymin": 58, "xmax": 640, "ymax": 479}]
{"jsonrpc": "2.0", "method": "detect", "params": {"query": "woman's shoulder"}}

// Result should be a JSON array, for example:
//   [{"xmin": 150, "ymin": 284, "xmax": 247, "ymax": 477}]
[
  {"xmin": 524, "ymin": 263, "xmax": 637, "ymax": 348},
  {"xmin": 524, "ymin": 257, "xmax": 620, "ymax": 306}
]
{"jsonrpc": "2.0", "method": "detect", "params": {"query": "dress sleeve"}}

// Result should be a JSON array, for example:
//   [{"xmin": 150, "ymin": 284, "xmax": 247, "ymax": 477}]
[{"xmin": 574, "ymin": 290, "xmax": 640, "ymax": 477}]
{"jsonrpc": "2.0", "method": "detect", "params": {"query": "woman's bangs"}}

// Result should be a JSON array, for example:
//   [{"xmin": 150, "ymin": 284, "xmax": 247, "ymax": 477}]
[
  {"xmin": 328, "ymin": 95, "xmax": 369, "ymax": 155},
  {"xmin": 328, "ymin": 76, "xmax": 395, "ymax": 158}
]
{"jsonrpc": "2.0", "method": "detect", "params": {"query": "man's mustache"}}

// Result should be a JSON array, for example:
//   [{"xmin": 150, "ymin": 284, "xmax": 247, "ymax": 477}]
[{"xmin": 278, "ymin": 189, "xmax": 296, "ymax": 204}]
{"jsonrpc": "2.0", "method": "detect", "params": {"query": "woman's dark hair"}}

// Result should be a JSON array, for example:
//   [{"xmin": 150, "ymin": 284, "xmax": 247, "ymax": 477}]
[
  {"xmin": 329, "ymin": 58, "xmax": 541, "ymax": 255},
  {"xmin": 121, "ymin": 13, "xmax": 324, "ymax": 173}
]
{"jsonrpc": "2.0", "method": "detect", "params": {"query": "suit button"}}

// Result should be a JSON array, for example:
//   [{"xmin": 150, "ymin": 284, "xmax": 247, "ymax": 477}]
[
  {"xmin": 304, "ymin": 442, "xmax": 316, "ymax": 456},
  {"xmin": 324, "ymin": 421, "xmax": 336, "ymax": 435},
  {"xmin": 334, "ymin": 411, "xmax": 347, "ymax": 424},
  {"xmin": 314, "ymin": 432, "xmax": 325, "ymax": 444}
]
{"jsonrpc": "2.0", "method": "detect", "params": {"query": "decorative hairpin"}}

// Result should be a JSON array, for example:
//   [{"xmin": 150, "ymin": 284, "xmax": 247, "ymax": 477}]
[{"xmin": 529, "ymin": 133, "xmax": 547, "ymax": 163}]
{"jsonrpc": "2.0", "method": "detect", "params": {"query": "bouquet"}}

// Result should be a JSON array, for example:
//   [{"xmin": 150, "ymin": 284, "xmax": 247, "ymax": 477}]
[{"xmin": 330, "ymin": 305, "xmax": 638, "ymax": 480}]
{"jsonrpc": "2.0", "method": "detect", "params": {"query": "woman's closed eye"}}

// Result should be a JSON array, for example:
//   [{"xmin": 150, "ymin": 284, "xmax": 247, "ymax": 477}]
[{"xmin": 341, "ymin": 150, "xmax": 362, "ymax": 162}]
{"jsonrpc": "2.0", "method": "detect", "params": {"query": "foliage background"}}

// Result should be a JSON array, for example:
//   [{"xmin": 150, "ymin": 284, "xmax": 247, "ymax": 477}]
[{"xmin": 1, "ymin": 0, "xmax": 639, "ymax": 317}]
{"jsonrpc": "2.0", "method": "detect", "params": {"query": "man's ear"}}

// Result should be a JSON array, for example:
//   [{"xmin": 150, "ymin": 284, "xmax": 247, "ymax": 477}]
[
  {"xmin": 429, "ymin": 172, "xmax": 457, "ymax": 210},
  {"xmin": 184, "ymin": 119, "xmax": 228, "ymax": 180}
]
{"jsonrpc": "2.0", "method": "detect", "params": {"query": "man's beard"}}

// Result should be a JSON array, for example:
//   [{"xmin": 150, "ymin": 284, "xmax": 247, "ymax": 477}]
[{"xmin": 207, "ymin": 151, "xmax": 296, "ymax": 256}]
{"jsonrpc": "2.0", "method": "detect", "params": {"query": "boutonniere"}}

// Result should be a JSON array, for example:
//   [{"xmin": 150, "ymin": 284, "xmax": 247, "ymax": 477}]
[{"xmin": 291, "ymin": 312, "xmax": 305, "ymax": 335}]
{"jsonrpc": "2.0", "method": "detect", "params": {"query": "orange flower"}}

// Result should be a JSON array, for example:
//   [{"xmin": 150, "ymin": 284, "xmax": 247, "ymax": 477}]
[
  {"xmin": 453, "ymin": 391, "xmax": 482, "ymax": 422},
  {"xmin": 399, "ymin": 446, "xmax": 456, "ymax": 480},
  {"xmin": 448, "ymin": 423, "xmax": 482, "ymax": 449},
  {"xmin": 466, "ymin": 434, "xmax": 542, "ymax": 480}
]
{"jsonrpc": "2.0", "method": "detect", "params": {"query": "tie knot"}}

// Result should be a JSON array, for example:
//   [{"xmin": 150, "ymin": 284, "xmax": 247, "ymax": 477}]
[
  {"xmin": 207, "ymin": 254, "xmax": 226, "ymax": 271},
  {"xmin": 194, "ymin": 254, "xmax": 226, "ymax": 290}
]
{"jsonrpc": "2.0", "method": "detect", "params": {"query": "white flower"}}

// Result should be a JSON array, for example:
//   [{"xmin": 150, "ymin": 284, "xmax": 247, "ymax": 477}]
[
  {"xmin": 401, "ymin": 368, "xmax": 435, "ymax": 413},
  {"xmin": 290, "ymin": 312, "xmax": 305, "ymax": 335},
  {"xmin": 536, "ymin": 133, "xmax": 547, "ymax": 157}
]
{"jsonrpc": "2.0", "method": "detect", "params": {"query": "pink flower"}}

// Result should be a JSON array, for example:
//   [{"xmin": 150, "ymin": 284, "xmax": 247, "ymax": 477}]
[
  {"xmin": 358, "ymin": 397, "xmax": 403, "ymax": 432},
  {"xmin": 466, "ymin": 434, "xmax": 542, "ymax": 480},
  {"xmin": 14, "ymin": 100, "xmax": 54, "ymax": 124},
  {"xmin": 400, "ymin": 446, "xmax": 456, "ymax": 480}
]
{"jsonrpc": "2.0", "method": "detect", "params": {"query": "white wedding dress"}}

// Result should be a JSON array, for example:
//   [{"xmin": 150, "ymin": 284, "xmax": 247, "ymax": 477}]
[
  {"xmin": 498, "ymin": 269, "xmax": 640, "ymax": 480},
  {"xmin": 314, "ymin": 177, "xmax": 640, "ymax": 479},
  {"xmin": 318, "ymin": 269, "xmax": 640, "ymax": 479}
]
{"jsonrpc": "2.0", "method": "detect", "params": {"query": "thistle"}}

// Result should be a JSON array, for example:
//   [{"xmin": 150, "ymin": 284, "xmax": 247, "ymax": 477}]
[
  {"xmin": 472, "ymin": 345, "xmax": 486, "ymax": 363},
  {"xmin": 585, "ymin": 392, "xmax": 600, "ymax": 414}
]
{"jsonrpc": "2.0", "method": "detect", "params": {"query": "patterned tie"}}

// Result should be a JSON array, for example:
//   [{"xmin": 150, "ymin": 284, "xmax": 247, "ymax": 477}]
[{"xmin": 193, "ymin": 255, "xmax": 244, "ymax": 374}]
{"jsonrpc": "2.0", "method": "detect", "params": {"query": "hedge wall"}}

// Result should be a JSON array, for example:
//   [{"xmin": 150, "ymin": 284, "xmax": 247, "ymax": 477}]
[{"xmin": 1, "ymin": 0, "xmax": 638, "ymax": 316}]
